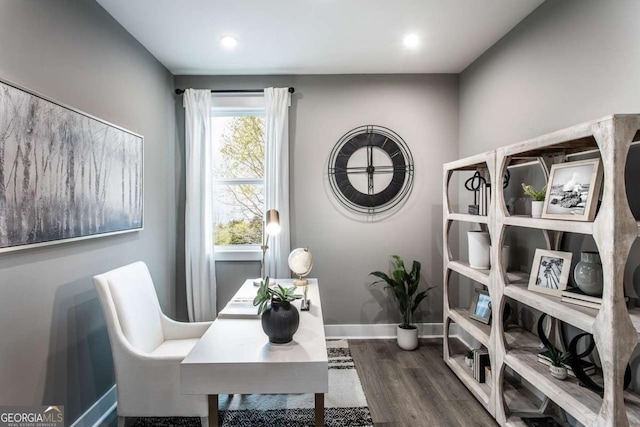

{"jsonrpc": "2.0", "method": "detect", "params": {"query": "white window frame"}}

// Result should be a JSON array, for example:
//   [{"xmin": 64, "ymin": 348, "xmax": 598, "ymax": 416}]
[{"xmin": 211, "ymin": 95, "xmax": 265, "ymax": 261}]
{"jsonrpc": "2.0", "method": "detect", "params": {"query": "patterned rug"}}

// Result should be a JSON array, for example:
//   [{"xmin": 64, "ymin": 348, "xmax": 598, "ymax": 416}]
[{"xmin": 133, "ymin": 340, "xmax": 372, "ymax": 427}]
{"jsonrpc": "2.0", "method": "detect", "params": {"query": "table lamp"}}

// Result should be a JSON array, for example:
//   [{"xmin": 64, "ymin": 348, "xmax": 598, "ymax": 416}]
[{"xmin": 253, "ymin": 209, "xmax": 280, "ymax": 286}]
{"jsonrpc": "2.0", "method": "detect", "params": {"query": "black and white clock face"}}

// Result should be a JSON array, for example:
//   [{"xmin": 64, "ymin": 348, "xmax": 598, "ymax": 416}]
[{"xmin": 328, "ymin": 125, "xmax": 414, "ymax": 215}]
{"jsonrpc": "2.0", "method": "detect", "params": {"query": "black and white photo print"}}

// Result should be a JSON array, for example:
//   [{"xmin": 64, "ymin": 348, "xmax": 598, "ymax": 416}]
[{"xmin": 528, "ymin": 249, "xmax": 572, "ymax": 296}]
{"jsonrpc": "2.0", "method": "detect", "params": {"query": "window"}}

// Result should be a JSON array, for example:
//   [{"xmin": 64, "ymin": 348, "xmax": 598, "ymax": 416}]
[{"xmin": 211, "ymin": 96, "xmax": 265, "ymax": 258}]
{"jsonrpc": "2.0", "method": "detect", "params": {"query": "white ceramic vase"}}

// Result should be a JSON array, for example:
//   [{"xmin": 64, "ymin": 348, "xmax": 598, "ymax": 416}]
[
  {"xmin": 531, "ymin": 200, "xmax": 544, "ymax": 218},
  {"xmin": 468, "ymin": 231, "xmax": 490, "ymax": 269},
  {"xmin": 549, "ymin": 365, "xmax": 567, "ymax": 380},
  {"xmin": 397, "ymin": 325, "xmax": 418, "ymax": 351}
]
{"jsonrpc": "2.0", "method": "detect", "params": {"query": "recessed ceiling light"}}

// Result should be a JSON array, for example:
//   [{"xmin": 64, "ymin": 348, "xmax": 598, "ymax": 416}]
[
  {"xmin": 403, "ymin": 34, "xmax": 420, "ymax": 50},
  {"xmin": 220, "ymin": 36, "xmax": 238, "ymax": 49}
]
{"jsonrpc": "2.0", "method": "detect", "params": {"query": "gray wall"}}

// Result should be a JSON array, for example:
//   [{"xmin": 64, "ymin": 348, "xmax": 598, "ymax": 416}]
[
  {"xmin": 0, "ymin": 0, "xmax": 176, "ymax": 423},
  {"xmin": 174, "ymin": 74, "xmax": 459, "ymax": 324}
]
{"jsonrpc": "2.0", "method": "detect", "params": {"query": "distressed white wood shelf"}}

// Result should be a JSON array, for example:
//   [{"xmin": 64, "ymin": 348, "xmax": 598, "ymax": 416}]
[
  {"xmin": 448, "ymin": 260, "xmax": 490, "ymax": 286},
  {"xmin": 445, "ymin": 355, "xmax": 491, "ymax": 408},
  {"xmin": 447, "ymin": 212, "xmax": 489, "ymax": 224},
  {"xmin": 448, "ymin": 308, "xmax": 490, "ymax": 347},
  {"xmin": 504, "ymin": 283, "xmax": 597, "ymax": 334},
  {"xmin": 444, "ymin": 115, "xmax": 640, "ymax": 426},
  {"xmin": 503, "ymin": 215, "xmax": 593, "ymax": 235}
]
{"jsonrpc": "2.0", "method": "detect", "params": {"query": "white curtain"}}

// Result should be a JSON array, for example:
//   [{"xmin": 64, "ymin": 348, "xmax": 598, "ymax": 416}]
[
  {"xmin": 264, "ymin": 88, "xmax": 291, "ymax": 278},
  {"xmin": 184, "ymin": 89, "xmax": 216, "ymax": 322}
]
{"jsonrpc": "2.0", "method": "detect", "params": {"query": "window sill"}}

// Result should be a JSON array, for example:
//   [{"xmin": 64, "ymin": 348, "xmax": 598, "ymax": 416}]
[{"xmin": 215, "ymin": 246, "xmax": 261, "ymax": 262}]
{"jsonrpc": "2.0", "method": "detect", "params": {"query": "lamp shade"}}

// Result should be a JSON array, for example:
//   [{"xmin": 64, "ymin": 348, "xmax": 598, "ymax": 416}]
[{"xmin": 265, "ymin": 209, "xmax": 281, "ymax": 235}]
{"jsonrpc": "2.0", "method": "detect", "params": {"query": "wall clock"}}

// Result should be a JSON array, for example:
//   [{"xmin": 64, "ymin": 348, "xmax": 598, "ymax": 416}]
[{"xmin": 328, "ymin": 125, "xmax": 414, "ymax": 216}]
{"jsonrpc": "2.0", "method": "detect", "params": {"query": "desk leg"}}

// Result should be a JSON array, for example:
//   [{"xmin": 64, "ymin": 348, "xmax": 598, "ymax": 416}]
[
  {"xmin": 209, "ymin": 395, "xmax": 219, "ymax": 427},
  {"xmin": 315, "ymin": 393, "xmax": 324, "ymax": 426}
]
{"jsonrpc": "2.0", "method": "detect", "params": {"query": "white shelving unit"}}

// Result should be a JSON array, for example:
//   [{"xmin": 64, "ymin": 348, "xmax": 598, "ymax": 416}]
[{"xmin": 443, "ymin": 115, "xmax": 640, "ymax": 426}]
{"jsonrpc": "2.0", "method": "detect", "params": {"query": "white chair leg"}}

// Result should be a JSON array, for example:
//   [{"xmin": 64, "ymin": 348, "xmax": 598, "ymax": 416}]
[
  {"xmin": 200, "ymin": 416, "xmax": 208, "ymax": 427},
  {"xmin": 117, "ymin": 416, "xmax": 126, "ymax": 427}
]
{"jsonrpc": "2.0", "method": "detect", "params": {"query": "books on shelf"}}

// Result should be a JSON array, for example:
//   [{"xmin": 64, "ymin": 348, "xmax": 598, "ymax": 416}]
[
  {"xmin": 473, "ymin": 349, "xmax": 490, "ymax": 383},
  {"xmin": 537, "ymin": 349, "xmax": 596, "ymax": 378}
]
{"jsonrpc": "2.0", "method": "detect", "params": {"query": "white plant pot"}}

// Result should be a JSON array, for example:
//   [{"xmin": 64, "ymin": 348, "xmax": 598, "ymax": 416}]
[
  {"xmin": 468, "ymin": 231, "xmax": 490, "ymax": 269},
  {"xmin": 464, "ymin": 356, "xmax": 473, "ymax": 367},
  {"xmin": 549, "ymin": 365, "xmax": 567, "ymax": 380},
  {"xmin": 531, "ymin": 200, "xmax": 544, "ymax": 218},
  {"xmin": 397, "ymin": 325, "xmax": 418, "ymax": 351}
]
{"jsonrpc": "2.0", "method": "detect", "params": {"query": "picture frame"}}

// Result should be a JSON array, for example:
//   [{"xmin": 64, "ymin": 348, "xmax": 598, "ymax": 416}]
[
  {"xmin": 542, "ymin": 158, "xmax": 602, "ymax": 221},
  {"xmin": 0, "ymin": 77, "xmax": 144, "ymax": 253},
  {"xmin": 528, "ymin": 249, "xmax": 573, "ymax": 297},
  {"xmin": 469, "ymin": 288, "xmax": 492, "ymax": 324}
]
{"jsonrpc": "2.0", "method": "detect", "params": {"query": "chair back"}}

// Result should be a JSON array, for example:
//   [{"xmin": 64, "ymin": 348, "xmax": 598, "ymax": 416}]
[{"xmin": 93, "ymin": 261, "xmax": 164, "ymax": 353}]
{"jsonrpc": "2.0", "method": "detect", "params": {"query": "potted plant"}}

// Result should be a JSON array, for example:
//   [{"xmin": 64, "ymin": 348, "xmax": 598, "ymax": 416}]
[
  {"xmin": 370, "ymin": 256, "xmax": 434, "ymax": 351},
  {"xmin": 546, "ymin": 346, "xmax": 570, "ymax": 380},
  {"xmin": 521, "ymin": 183, "xmax": 547, "ymax": 218},
  {"xmin": 253, "ymin": 277, "xmax": 302, "ymax": 344},
  {"xmin": 464, "ymin": 349, "xmax": 474, "ymax": 367}
]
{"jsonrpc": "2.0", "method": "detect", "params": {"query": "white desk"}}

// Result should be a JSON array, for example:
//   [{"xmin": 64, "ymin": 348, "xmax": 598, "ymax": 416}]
[{"xmin": 181, "ymin": 279, "xmax": 328, "ymax": 427}]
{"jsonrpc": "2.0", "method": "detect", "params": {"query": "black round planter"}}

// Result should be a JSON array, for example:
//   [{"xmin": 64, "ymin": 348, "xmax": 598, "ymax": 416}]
[{"xmin": 261, "ymin": 300, "xmax": 300, "ymax": 344}]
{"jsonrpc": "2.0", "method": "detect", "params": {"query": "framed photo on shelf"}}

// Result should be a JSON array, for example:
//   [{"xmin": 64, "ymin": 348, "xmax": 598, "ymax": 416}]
[
  {"xmin": 528, "ymin": 249, "xmax": 573, "ymax": 296},
  {"xmin": 469, "ymin": 288, "xmax": 492, "ymax": 324},
  {"xmin": 542, "ymin": 158, "xmax": 602, "ymax": 221}
]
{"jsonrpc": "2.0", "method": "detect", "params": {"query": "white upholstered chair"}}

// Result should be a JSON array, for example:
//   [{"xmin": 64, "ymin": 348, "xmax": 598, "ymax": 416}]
[{"xmin": 93, "ymin": 261, "xmax": 212, "ymax": 427}]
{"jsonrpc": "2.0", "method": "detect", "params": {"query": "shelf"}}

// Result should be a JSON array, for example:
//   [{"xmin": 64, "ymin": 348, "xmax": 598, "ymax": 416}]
[
  {"xmin": 505, "ymin": 348, "xmax": 640, "ymax": 426},
  {"xmin": 448, "ymin": 261, "xmax": 490, "ymax": 286},
  {"xmin": 503, "ymin": 215, "xmax": 593, "ymax": 235},
  {"xmin": 504, "ymin": 327, "xmax": 543, "ymax": 351},
  {"xmin": 444, "ymin": 152, "xmax": 491, "ymax": 172},
  {"xmin": 504, "ymin": 283, "xmax": 597, "ymax": 334},
  {"xmin": 503, "ymin": 374, "xmax": 543, "ymax": 414},
  {"xmin": 447, "ymin": 212, "xmax": 489, "ymax": 224},
  {"xmin": 448, "ymin": 308, "xmax": 490, "ymax": 347},
  {"xmin": 445, "ymin": 354, "xmax": 491, "ymax": 409},
  {"xmin": 504, "ymin": 349, "xmax": 600, "ymax": 426}
]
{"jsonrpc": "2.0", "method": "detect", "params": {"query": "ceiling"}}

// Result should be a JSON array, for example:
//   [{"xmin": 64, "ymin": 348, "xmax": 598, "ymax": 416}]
[{"xmin": 96, "ymin": 0, "xmax": 544, "ymax": 75}]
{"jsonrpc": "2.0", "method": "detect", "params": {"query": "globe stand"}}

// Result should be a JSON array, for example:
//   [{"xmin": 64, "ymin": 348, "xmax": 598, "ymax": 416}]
[{"xmin": 294, "ymin": 278, "xmax": 310, "ymax": 311}]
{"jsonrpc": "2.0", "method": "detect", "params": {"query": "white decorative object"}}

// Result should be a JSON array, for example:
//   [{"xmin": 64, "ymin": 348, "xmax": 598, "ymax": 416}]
[
  {"xmin": 468, "ymin": 231, "xmax": 490, "ymax": 269},
  {"xmin": 550, "ymin": 365, "xmax": 568, "ymax": 380},
  {"xmin": 288, "ymin": 247, "xmax": 314, "ymax": 310},
  {"xmin": 93, "ymin": 262, "xmax": 212, "ymax": 426},
  {"xmin": 396, "ymin": 325, "xmax": 418, "ymax": 351},
  {"xmin": 531, "ymin": 200, "xmax": 544, "ymax": 218}
]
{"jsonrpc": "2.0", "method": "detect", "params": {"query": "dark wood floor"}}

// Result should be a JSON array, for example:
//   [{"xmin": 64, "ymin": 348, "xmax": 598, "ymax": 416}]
[
  {"xmin": 105, "ymin": 338, "xmax": 497, "ymax": 426},
  {"xmin": 349, "ymin": 339, "xmax": 498, "ymax": 427}
]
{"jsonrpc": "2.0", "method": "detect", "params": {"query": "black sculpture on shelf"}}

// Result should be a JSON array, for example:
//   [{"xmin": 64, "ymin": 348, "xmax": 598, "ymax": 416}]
[
  {"xmin": 536, "ymin": 313, "xmax": 631, "ymax": 396},
  {"xmin": 464, "ymin": 170, "xmax": 510, "ymax": 215}
]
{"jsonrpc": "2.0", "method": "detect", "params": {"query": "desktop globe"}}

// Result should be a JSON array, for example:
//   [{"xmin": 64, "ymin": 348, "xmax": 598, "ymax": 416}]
[{"xmin": 288, "ymin": 248, "xmax": 313, "ymax": 311}]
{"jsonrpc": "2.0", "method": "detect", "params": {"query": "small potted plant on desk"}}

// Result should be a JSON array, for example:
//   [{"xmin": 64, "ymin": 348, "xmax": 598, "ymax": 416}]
[
  {"xmin": 521, "ymin": 183, "xmax": 547, "ymax": 218},
  {"xmin": 253, "ymin": 277, "xmax": 302, "ymax": 344},
  {"xmin": 370, "ymin": 256, "xmax": 435, "ymax": 351},
  {"xmin": 546, "ymin": 346, "xmax": 570, "ymax": 380}
]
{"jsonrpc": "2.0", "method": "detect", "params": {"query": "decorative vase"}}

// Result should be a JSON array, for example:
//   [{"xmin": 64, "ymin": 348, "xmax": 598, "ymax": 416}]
[
  {"xmin": 464, "ymin": 356, "xmax": 473, "ymax": 367},
  {"xmin": 574, "ymin": 251, "xmax": 603, "ymax": 296},
  {"xmin": 397, "ymin": 325, "xmax": 418, "ymax": 351},
  {"xmin": 490, "ymin": 245, "xmax": 511, "ymax": 271},
  {"xmin": 468, "ymin": 231, "xmax": 490, "ymax": 269},
  {"xmin": 549, "ymin": 365, "xmax": 567, "ymax": 380},
  {"xmin": 261, "ymin": 300, "xmax": 300, "ymax": 344},
  {"xmin": 531, "ymin": 200, "xmax": 544, "ymax": 218}
]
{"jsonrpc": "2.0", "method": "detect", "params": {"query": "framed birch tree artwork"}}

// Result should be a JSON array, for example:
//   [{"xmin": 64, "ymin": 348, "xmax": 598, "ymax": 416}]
[{"xmin": 0, "ymin": 78, "xmax": 143, "ymax": 253}]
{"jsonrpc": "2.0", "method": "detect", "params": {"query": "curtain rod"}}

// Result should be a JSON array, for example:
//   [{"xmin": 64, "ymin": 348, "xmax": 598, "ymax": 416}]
[{"xmin": 174, "ymin": 87, "xmax": 295, "ymax": 95}]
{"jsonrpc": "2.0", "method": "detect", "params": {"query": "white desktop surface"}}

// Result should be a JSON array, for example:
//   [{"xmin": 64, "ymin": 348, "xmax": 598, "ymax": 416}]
[{"xmin": 180, "ymin": 279, "xmax": 328, "ymax": 395}]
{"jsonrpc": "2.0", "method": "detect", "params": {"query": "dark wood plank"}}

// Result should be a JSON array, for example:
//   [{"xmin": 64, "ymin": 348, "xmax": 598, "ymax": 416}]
[{"xmin": 350, "ymin": 338, "xmax": 497, "ymax": 427}]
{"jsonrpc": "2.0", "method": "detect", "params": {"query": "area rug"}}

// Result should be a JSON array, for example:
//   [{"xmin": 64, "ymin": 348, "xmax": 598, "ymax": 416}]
[{"xmin": 133, "ymin": 339, "xmax": 373, "ymax": 427}]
